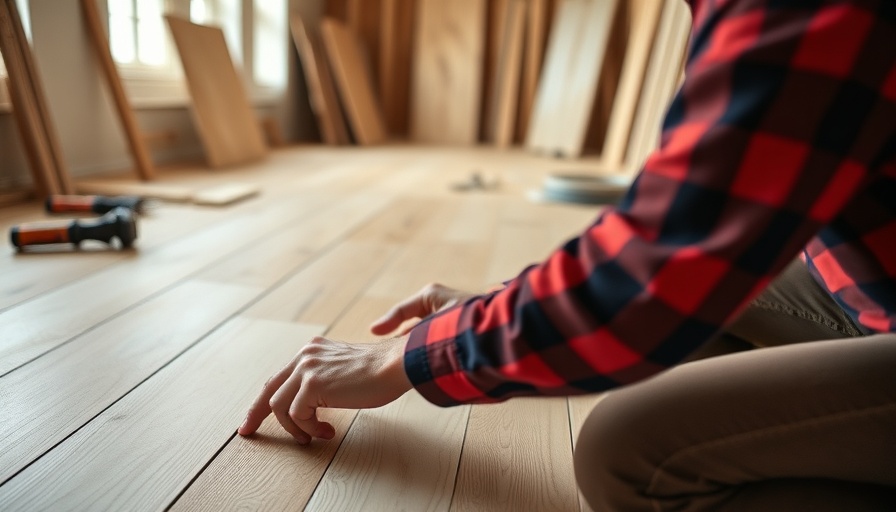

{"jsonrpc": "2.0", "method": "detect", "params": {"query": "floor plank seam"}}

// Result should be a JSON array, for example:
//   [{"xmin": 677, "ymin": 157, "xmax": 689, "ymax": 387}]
[
  {"xmin": 0, "ymin": 298, "xmax": 256, "ymax": 487},
  {"xmin": 0, "ymin": 274, "xmax": 186, "ymax": 379},
  {"xmin": 2, "ymin": 147, "xmax": 605, "ymax": 509},
  {"xmin": 0, "ymin": 159, "xmax": 381, "ymax": 316},
  {"xmin": 0, "ymin": 185, "xmax": 404, "ymax": 490},
  {"xmin": 0, "ymin": 190, "xmax": 386, "ymax": 379},
  {"xmin": 300, "ymin": 411, "xmax": 362, "ymax": 512},
  {"xmin": 0, "ymin": 202, "xmax": 259, "ymax": 316},
  {"xmin": 0, "ymin": 211, "xmax": 385, "ymax": 485},
  {"xmin": 163, "ymin": 430, "xmax": 240, "ymax": 511},
  {"xmin": 568, "ymin": 397, "xmax": 587, "ymax": 512},
  {"xmin": 446, "ymin": 404, "xmax": 474, "ymax": 511}
]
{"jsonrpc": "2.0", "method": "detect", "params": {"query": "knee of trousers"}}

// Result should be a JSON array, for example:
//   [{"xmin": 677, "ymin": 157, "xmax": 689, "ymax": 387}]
[{"xmin": 574, "ymin": 392, "xmax": 658, "ymax": 511}]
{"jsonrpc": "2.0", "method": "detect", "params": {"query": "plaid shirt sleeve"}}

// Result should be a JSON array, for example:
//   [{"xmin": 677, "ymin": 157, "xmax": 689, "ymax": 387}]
[{"xmin": 405, "ymin": 0, "xmax": 896, "ymax": 406}]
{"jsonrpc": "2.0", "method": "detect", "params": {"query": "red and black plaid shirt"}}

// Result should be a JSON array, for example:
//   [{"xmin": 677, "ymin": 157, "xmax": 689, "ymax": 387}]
[{"xmin": 405, "ymin": 0, "xmax": 896, "ymax": 406}]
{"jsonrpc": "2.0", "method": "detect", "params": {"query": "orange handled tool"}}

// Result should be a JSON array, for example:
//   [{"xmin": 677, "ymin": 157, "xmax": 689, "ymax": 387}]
[
  {"xmin": 10, "ymin": 207, "xmax": 138, "ymax": 251},
  {"xmin": 45, "ymin": 195, "xmax": 146, "ymax": 214}
]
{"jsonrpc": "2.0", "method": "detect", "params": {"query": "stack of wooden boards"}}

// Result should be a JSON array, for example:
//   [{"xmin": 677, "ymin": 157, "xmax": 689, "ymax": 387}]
[
  {"xmin": 0, "ymin": 0, "xmax": 74, "ymax": 196},
  {"xmin": 298, "ymin": 0, "xmax": 692, "ymax": 174}
]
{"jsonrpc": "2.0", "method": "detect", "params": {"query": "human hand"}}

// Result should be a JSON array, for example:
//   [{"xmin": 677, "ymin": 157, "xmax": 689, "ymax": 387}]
[
  {"xmin": 238, "ymin": 335, "xmax": 412, "ymax": 444},
  {"xmin": 369, "ymin": 283, "xmax": 478, "ymax": 336}
]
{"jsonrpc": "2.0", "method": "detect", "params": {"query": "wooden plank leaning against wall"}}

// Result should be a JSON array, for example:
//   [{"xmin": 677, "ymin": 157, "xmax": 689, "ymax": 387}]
[
  {"xmin": 79, "ymin": 0, "xmax": 157, "ymax": 180},
  {"xmin": 485, "ymin": 0, "xmax": 527, "ymax": 148},
  {"xmin": 165, "ymin": 15, "xmax": 268, "ymax": 168},
  {"xmin": 410, "ymin": 0, "xmax": 487, "ymax": 144},
  {"xmin": 291, "ymin": 14, "xmax": 351, "ymax": 145},
  {"xmin": 623, "ymin": 0, "xmax": 692, "ymax": 173},
  {"xmin": 0, "ymin": 0, "xmax": 74, "ymax": 196},
  {"xmin": 526, "ymin": 0, "xmax": 620, "ymax": 158},
  {"xmin": 597, "ymin": 0, "xmax": 664, "ymax": 171},
  {"xmin": 321, "ymin": 17, "xmax": 389, "ymax": 145}
]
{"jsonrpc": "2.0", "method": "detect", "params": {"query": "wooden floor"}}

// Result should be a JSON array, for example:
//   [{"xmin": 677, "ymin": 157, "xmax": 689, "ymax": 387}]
[{"xmin": 0, "ymin": 145, "xmax": 609, "ymax": 511}]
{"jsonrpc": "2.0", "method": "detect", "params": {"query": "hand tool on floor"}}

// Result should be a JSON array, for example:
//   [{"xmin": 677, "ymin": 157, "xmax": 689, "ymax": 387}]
[
  {"xmin": 10, "ymin": 206, "xmax": 138, "ymax": 250},
  {"xmin": 45, "ymin": 194, "xmax": 147, "ymax": 214}
]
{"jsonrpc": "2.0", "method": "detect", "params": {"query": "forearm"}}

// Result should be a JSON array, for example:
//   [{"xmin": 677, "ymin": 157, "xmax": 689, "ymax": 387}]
[{"xmin": 404, "ymin": 0, "xmax": 895, "ymax": 406}]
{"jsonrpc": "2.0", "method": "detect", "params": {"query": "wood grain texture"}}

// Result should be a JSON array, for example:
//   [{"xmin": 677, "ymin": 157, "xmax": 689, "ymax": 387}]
[
  {"xmin": 567, "ymin": 394, "xmax": 607, "ymax": 445},
  {"xmin": 4, "ymin": 65, "xmax": 55, "ymax": 196},
  {"xmin": 306, "ymin": 392, "xmax": 469, "ymax": 512},
  {"xmin": 0, "ymin": 200, "xmax": 243, "ymax": 312},
  {"xmin": 410, "ymin": 0, "xmax": 486, "ymax": 144},
  {"xmin": 526, "ymin": 0, "xmax": 619, "ymax": 157},
  {"xmin": 481, "ymin": 0, "xmax": 508, "ymax": 141},
  {"xmin": 584, "ymin": 2, "xmax": 627, "ymax": 156},
  {"xmin": 324, "ymin": 0, "xmax": 347, "ymax": 20},
  {"xmin": 598, "ymin": 0, "xmax": 663, "ymax": 170},
  {"xmin": 171, "ymin": 411, "xmax": 357, "ymax": 512},
  {"xmin": 3, "ymin": 0, "xmax": 74, "ymax": 194},
  {"xmin": 366, "ymin": 240, "xmax": 492, "ymax": 299},
  {"xmin": 0, "ymin": 199, "xmax": 322, "ymax": 376},
  {"xmin": 80, "ymin": 0, "xmax": 156, "ymax": 180},
  {"xmin": 0, "ymin": 146, "xmax": 607, "ymax": 510},
  {"xmin": 485, "ymin": 0, "xmax": 526, "ymax": 147},
  {"xmin": 516, "ymin": 0, "xmax": 551, "ymax": 143},
  {"xmin": 568, "ymin": 394, "xmax": 607, "ymax": 512},
  {"xmin": 552, "ymin": 0, "xmax": 619, "ymax": 158},
  {"xmin": 378, "ymin": 0, "xmax": 414, "ymax": 136},
  {"xmin": 169, "ymin": 295, "xmax": 394, "ymax": 512},
  {"xmin": 320, "ymin": 17, "xmax": 389, "ymax": 145},
  {"xmin": 0, "ymin": 281, "xmax": 260, "ymax": 483},
  {"xmin": 485, "ymin": 205, "xmax": 575, "ymax": 284},
  {"xmin": 450, "ymin": 398, "xmax": 579, "ymax": 511},
  {"xmin": 525, "ymin": 0, "xmax": 584, "ymax": 154},
  {"xmin": 244, "ymin": 240, "xmax": 398, "ymax": 326},
  {"xmin": 291, "ymin": 15, "xmax": 351, "ymax": 145},
  {"xmin": 0, "ymin": 318, "xmax": 324, "ymax": 511},
  {"xmin": 0, "ymin": 1, "xmax": 60, "ymax": 196},
  {"xmin": 346, "ymin": 0, "xmax": 381, "ymax": 87},
  {"xmin": 0, "ymin": 150, "xmax": 409, "ymax": 314},
  {"xmin": 624, "ymin": 1, "xmax": 691, "ymax": 172},
  {"xmin": 165, "ymin": 15, "xmax": 267, "ymax": 167}
]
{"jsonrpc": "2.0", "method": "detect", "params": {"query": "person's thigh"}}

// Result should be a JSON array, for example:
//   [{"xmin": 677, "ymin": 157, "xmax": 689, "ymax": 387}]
[
  {"xmin": 575, "ymin": 334, "xmax": 896, "ymax": 512},
  {"xmin": 727, "ymin": 259, "xmax": 863, "ymax": 347},
  {"xmin": 686, "ymin": 260, "xmax": 863, "ymax": 362}
]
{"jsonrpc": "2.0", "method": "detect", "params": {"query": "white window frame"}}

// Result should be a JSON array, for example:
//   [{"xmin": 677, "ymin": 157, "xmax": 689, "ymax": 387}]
[
  {"xmin": 108, "ymin": 0, "xmax": 286, "ymax": 108},
  {"xmin": 0, "ymin": 0, "xmax": 286, "ymax": 111},
  {"xmin": 107, "ymin": 0, "xmax": 191, "ymax": 107},
  {"xmin": 251, "ymin": 0, "xmax": 288, "ymax": 96}
]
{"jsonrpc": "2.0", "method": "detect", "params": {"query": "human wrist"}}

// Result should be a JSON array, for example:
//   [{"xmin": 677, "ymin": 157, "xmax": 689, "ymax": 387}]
[{"xmin": 381, "ymin": 335, "xmax": 412, "ymax": 394}]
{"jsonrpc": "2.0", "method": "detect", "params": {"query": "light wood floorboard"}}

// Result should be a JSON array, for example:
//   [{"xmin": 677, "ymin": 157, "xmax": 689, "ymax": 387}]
[
  {"xmin": 451, "ymin": 398, "xmax": 580, "ymax": 512},
  {"xmin": 0, "ymin": 281, "xmax": 260, "ymax": 483},
  {"xmin": 0, "ymin": 318, "xmax": 325, "ymax": 510},
  {"xmin": 0, "ymin": 146, "xmax": 608, "ymax": 510}
]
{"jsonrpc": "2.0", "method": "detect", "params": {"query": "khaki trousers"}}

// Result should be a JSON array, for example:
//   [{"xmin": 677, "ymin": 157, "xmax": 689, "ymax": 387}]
[{"xmin": 574, "ymin": 260, "xmax": 896, "ymax": 511}]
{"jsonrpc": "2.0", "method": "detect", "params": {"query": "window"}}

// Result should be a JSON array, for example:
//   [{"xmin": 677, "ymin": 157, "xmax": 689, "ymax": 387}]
[
  {"xmin": 252, "ymin": 0, "xmax": 287, "ymax": 88},
  {"xmin": 108, "ymin": 0, "xmax": 169, "ymax": 68},
  {"xmin": 102, "ymin": 0, "xmax": 287, "ymax": 106}
]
